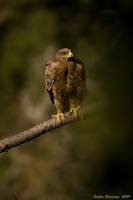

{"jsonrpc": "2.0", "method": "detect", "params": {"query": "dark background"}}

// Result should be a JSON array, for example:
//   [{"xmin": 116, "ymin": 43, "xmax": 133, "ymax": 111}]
[{"xmin": 0, "ymin": 0, "xmax": 133, "ymax": 199}]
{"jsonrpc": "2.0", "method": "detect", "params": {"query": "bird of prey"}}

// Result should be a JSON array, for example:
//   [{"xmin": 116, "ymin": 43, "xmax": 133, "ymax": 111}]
[{"xmin": 45, "ymin": 48, "xmax": 86, "ymax": 122}]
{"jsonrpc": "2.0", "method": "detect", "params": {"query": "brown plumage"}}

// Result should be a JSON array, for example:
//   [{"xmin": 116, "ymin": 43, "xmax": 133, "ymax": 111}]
[{"xmin": 45, "ymin": 48, "xmax": 87, "ymax": 122}]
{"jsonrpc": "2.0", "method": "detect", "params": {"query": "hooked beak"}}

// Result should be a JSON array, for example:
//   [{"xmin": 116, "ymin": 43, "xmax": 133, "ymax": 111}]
[{"xmin": 68, "ymin": 51, "xmax": 73, "ymax": 57}]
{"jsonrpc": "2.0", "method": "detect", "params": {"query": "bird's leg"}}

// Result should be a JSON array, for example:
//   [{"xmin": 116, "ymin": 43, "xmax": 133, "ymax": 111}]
[
  {"xmin": 70, "ymin": 105, "xmax": 81, "ymax": 117},
  {"xmin": 52, "ymin": 113, "xmax": 64, "ymax": 123},
  {"xmin": 69, "ymin": 97, "xmax": 81, "ymax": 117},
  {"xmin": 52, "ymin": 99, "xmax": 64, "ymax": 123}
]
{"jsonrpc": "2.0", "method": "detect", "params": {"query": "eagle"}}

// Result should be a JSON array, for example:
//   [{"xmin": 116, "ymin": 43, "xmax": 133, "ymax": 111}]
[{"xmin": 45, "ymin": 48, "xmax": 86, "ymax": 122}]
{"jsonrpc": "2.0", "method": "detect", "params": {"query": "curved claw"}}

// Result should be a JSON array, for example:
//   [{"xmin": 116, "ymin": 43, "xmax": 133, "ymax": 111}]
[
  {"xmin": 52, "ymin": 112, "xmax": 64, "ymax": 123},
  {"xmin": 70, "ymin": 105, "xmax": 81, "ymax": 117}
]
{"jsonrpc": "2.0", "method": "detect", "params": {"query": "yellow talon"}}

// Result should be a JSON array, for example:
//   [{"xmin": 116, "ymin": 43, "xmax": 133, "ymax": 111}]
[
  {"xmin": 70, "ymin": 105, "xmax": 81, "ymax": 117},
  {"xmin": 52, "ymin": 113, "xmax": 64, "ymax": 123}
]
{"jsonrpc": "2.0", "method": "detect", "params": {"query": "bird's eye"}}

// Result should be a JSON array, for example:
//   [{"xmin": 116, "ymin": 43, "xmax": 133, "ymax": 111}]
[{"xmin": 63, "ymin": 52, "xmax": 66, "ymax": 55}]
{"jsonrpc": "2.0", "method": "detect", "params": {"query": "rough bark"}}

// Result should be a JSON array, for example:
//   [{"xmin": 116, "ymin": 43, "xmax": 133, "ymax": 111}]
[{"xmin": 0, "ymin": 104, "xmax": 97, "ymax": 153}]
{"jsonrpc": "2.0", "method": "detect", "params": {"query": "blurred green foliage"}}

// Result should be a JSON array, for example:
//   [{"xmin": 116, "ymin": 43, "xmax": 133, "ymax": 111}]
[{"xmin": 0, "ymin": 0, "xmax": 133, "ymax": 199}]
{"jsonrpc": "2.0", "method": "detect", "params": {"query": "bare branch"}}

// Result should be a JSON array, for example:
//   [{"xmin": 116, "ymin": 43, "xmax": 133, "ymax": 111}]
[{"xmin": 0, "ymin": 104, "xmax": 96, "ymax": 153}]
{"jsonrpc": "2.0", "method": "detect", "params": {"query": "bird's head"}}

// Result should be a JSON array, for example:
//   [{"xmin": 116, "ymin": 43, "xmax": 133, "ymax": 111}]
[{"xmin": 54, "ymin": 48, "xmax": 73, "ymax": 61}]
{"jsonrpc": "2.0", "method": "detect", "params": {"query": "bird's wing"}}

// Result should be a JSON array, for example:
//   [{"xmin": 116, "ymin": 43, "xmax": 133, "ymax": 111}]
[
  {"xmin": 45, "ymin": 60, "xmax": 56, "ymax": 104},
  {"xmin": 75, "ymin": 58, "xmax": 87, "ymax": 97},
  {"xmin": 45, "ymin": 60, "xmax": 70, "ymax": 112},
  {"xmin": 65, "ymin": 58, "xmax": 86, "ymax": 95},
  {"xmin": 75, "ymin": 59, "xmax": 86, "ymax": 85},
  {"xmin": 64, "ymin": 61, "xmax": 76, "ymax": 95}
]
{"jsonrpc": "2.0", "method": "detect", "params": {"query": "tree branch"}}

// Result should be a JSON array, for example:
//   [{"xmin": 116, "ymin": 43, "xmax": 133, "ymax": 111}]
[{"xmin": 0, "ymin": 104, "xmax": 96, "ymax": 154}]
